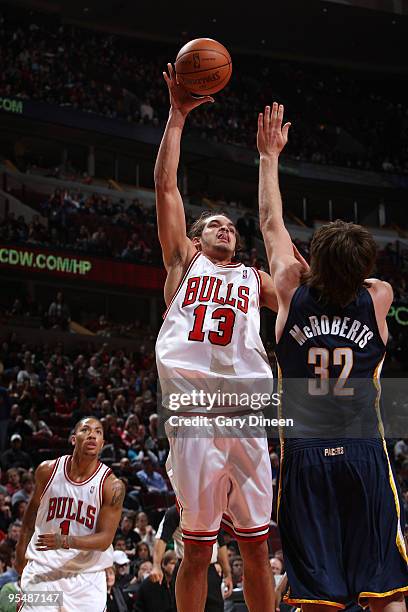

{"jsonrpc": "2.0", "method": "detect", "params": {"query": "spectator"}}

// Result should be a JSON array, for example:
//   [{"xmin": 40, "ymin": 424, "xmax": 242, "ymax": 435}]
[
  {"xmin": 134, "ymin": 550, "xmax": 176, "ymax": 612},
  {"xmin": 47, "ymin": 292, "xmax": 70, "ymax": 331},
  {"xmin": 270, "ymin": 556, "xmax": 284, "ymax": 576},
  {"xmin": 0, "ymin": 552, "xmax": 18, "ymax": 589},
  {"xmin": 24, "ymin": 407, "xmax": 52, "ymax": 437},
  {"xmin": 105, "ymin": 566, "xmax": 128, "ymax": 612},
  {"xmin": 230, "ymin": 556, "xmax": 244, "ymax": 588},
  {"xmin": 394, "ymin": 439, "xmax": 408, "ymax": 465},
  {"xmin": 4, "ymin": 470, "xmax": 20, "ymax": 497},
  {"xmin": 116, "ymin": 513, "xmax": 141, "ymax": 555},
  {"xmin": 11, "ymin": 474, "xmax": 34, "ymax": 505},
  {"xmin": 0, "ymin": 435, "xmax": 31, "ymax": 471},
  {"xmin": 0, "ymin": 523, "xmax": 21, "ymax": 558},
  {"xmin": 0, "ymin": 386, "xmax": 11, "ymax": 452},
  {"xmin": 136, "ymin": 458, "xmax": 168, "ymax": 493},
  {"xmin": 0, "ymin": 575, "xmax": 21, "ymax": 612},
  {"xmin": 11, "ymin": 500, "xmax": 27, "ymax": 522},
  {"xmin": 0, "ymin": 494, "xmax": 11, "ymax": 534},
  {"xmin": 134, "ymin": 542, "xmax": 152, "ymax": 565},
  {"xmin": 134, "ymin": 512, "xmax": 156, "ymax": 554},
  {"xmin": 113, "ymin": 549, "xmax": 132, "ymax": 589}
]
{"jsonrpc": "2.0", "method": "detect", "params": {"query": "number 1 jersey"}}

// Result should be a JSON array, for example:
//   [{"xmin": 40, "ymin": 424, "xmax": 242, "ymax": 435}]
[
  {"xmin": 156, "ymin": 252, "xmax": 273, "ymax": 414},
  {"xmin": 26, "ymin": 455, "xmax": 114, "ymax": 572}
]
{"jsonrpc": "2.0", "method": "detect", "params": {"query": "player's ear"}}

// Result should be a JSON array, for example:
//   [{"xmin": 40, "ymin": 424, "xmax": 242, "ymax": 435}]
[
  {"xmin": 70, "ymin": 434, "xmax": 76, "ymax": 447},
  {"xmin": 192, "ymin": 237, "xmax": 201, "ymax": 251}
]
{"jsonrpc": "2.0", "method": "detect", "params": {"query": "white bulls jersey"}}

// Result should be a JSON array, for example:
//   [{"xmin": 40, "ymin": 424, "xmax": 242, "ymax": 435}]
[
  {"xmin": 26, "ymin": 455, "xmax": 114, "ymax": 572},
  {"xmin": 156, "ymin": 252, "xmax": 273, "ymax": 413}
]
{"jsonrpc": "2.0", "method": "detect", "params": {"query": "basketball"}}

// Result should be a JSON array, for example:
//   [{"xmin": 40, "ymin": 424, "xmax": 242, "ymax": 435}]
[{"xmin": 175, "ymin": 38, "xmax": 232, "ymax": 95}]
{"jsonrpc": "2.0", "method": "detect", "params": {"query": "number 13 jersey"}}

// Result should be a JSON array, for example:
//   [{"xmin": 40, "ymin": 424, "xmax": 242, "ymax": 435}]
[
  {"xmin": 156, "ymin": 252, "xmax": 273, "ymax": 414},
  {"xmin": 26, "ymin": 455, "xmax": 113, "ymax": 572}
]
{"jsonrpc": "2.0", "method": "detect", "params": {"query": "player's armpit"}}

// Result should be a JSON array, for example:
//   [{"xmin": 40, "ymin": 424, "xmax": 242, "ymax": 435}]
[{"xmin": 273, "ymin": 257, "xmax": 304, "ymax": 306}]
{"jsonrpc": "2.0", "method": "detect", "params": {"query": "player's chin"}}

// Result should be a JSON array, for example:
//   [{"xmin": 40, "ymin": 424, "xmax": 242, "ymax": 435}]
[{"xmin": 214, "ymin": 242, "xmax": 233, "ymax": 254}]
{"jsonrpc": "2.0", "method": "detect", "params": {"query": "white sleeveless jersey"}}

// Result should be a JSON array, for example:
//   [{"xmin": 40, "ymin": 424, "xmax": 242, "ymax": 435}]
[
  {"xmin": 156, "ymin": 252, "xmax": 273, "ymax": 413},
  {"xmin": 26, "ymin": 455, "xmax": 114, "ymax": 572}
]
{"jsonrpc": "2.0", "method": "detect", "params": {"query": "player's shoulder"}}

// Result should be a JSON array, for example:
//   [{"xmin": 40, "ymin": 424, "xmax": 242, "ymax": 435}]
[
  {"xmin": 365, "ymin": 278, "xmax": 393, "ymax": 300},
  {"xmin": 102, "ymin": 473, "xmax": 126, "ymax": 507},
  {"xmin": 34, "ymin": 458, "xmax": 60, "ymax": 487}
]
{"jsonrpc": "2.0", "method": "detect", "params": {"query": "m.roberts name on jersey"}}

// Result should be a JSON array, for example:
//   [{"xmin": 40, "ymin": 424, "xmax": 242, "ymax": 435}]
[{"xmin": 289, "ymin": 315, "xmax": 374, "ymax": 348}]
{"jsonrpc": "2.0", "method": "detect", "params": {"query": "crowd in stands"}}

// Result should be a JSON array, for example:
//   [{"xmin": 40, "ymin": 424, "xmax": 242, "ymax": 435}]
[
  {"xmin": 1, "ymin": 7, "xmax": 408, "ymax": 175},
  {"xmin": 0, "ymin": 191, "xmax": 159, "ymax": 263}
]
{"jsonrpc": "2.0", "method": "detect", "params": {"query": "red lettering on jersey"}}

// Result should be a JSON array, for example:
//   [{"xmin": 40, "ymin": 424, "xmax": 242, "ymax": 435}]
[
  {"xmin": 56, "ymin": 497, "xmax": 68, "ymax": 519},
  {"xmin": 213, "ymin": 279, "xmax": 225, "ymax": 304},
  {"xmin": 85, "ymin": 505, "xmax": 96, "ymax": 529},
  {"xmin": 182, "ymin": 277, "xmax": 200, "ymax": 307},
  {"xmin": 198, "ymin": 276, "xmax": 216, "ymax": 302},
  {"xmin": 237, "ymin": 286, "xmax": 249, "ymax": 313},
  {"xmin": 76, "ymin": 500, "xmax": 85, "ymax": 524},
  {"xmin": 224, "ymin": 283, "xmax": 236, "ymax": 307},
  {"xmin": 66, "ymin": 498, "xmax": 76, "ymax": 520},
  {"xmin": 47, "ymin": 497, "xmax": 57, "ymax": 521}
]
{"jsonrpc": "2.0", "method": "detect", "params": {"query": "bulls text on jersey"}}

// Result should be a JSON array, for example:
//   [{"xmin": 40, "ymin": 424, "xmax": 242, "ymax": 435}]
[{"xmin": 46, "ymin": 496, "xmax": 96, "ymax": 530}]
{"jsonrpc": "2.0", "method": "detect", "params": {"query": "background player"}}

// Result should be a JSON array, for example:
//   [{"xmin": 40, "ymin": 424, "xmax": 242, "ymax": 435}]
[
  {"xmin": 257, "ymin": 102, "xmax": 408, "ymax": 611},
  {"xmin": 15, "ymin": 417, "xmax": 125, "ymax": 611},
  {"xmin": 154, "ymin": 64, "xmax": 280, "ymax": 612}
]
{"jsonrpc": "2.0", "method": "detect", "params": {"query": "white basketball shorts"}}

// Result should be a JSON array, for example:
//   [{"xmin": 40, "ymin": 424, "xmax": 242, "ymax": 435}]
[
  {"xmin": 20, "ymin": 560, "xmax": 107, "ymax": 612},
  {"xmin": 165, "ymin": 416, "xmax": 273, "ymax": 546}
]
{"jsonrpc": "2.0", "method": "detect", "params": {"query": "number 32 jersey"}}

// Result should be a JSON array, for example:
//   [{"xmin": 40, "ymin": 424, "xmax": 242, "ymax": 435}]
[
  {"xmin": 26, "ymin": 455, "xmax": 114, "ymax": 572},
  {"xmin": 156, "ymin": 252, "xmax": 273, "ymax": 413}
]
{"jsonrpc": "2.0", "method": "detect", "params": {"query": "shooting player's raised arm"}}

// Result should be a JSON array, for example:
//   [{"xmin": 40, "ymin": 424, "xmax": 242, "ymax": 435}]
[{"xmin": 154, "ymin": 64, "xmax": 213, "ymax": 296}]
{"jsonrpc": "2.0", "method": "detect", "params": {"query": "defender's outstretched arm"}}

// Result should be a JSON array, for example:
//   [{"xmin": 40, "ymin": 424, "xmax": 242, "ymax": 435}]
[{"xmin": 257, "ymin": 103, "xmax": 304, "ymax": 302}]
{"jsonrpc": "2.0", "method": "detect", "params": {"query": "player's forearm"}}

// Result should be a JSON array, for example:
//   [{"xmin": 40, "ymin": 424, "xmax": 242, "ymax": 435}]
[
  {"xmin": 152, "ymin": 538, "xmax": 166, "ymax": 568},
  {"xmin": 68, "ymin": 532, "xmax": 113, "ymax": 552},
  {"xmin": 154, "ymin": 109, "xmax": 185, "ymax": 191},
  {"xmin": 217, "ymin": 546, "xmax": 232, "ymax": 579},
  {"xmin": 258, "ymin": 155, "xmax": 284, "ymax": 232}
]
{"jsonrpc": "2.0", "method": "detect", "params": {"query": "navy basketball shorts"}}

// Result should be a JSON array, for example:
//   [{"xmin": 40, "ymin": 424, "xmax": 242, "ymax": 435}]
[{"xmin": 278, "ymin": 438, "xmax": 408, "ymax": 609}]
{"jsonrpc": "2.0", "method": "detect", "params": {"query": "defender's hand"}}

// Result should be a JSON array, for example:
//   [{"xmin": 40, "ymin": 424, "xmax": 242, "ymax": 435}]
[
  {"xmin": 222, "ymin": 575, "xmax": 233, "ymax": 599},
  {"xmin": 257, "ymin": 102, "xmax": 291, "ymax": 158},
  {"xmin": 149, "ymin": 564, "xmax": 164, "ymax": 584},
  {"xmin": 163, "ymin": 63, "xmax": 214, "ymax": 117}
]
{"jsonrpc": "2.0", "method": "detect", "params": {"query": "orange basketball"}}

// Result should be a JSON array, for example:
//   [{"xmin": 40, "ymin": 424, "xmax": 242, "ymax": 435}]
[{"xmin": 175, "ymin": 38, "xmax": 232, "ymax": 95}]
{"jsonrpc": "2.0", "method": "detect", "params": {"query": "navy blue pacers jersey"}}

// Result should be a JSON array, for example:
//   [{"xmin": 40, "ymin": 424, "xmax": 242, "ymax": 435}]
[
  {"xmin": 274, "ymin": 283, "xmax": 408, "ymax": 607},
  {"xmin": 275, "ymin": 284, "xmax": 386, "ymax": 442}
]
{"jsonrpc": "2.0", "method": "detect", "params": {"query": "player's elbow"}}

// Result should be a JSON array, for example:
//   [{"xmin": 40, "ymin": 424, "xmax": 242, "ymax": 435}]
[
  {"xmin": 98, "ymin": 539, "xmax": 112, "ymax": 552},
  {"xmin": 154, "ymin": 170, "xmax": 176, "ymax": 193},
  {"xmin": 260, "ymin": 216, "xmax": 280, "ymax": 235}
]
